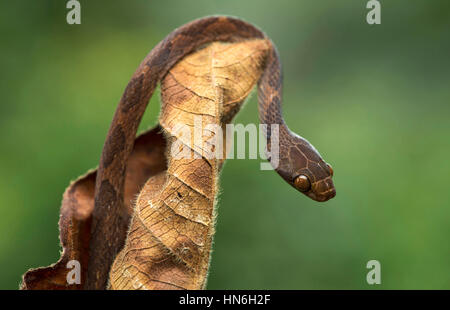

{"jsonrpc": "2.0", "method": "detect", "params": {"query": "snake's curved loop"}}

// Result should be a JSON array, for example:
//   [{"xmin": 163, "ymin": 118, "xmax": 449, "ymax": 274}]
[{"xmin": 87, "ymin": 16, "xmax": 335, "ymax": 289}]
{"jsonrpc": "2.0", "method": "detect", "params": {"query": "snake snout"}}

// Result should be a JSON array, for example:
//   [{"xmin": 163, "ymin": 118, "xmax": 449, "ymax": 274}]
[
  {"xmin": 309, "ymin": 188, "xmax": 336, "ymax": 202},
  {"xmin": 309, "ymin": 177, "xmax": 336, "ymax": 202},
  {"xmin": 319, "ymin": 188, "xmax": 336, "ymax": 202}
]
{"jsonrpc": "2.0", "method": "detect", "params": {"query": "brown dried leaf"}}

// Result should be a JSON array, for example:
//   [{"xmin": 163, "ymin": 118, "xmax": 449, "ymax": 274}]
[
  {"xmin": 21, "ymin": 126, "xmax": 167, "ymax": 289},
  {"xmin": 109, "ymin": 40, "xmax": 270, "ymax": 289}
]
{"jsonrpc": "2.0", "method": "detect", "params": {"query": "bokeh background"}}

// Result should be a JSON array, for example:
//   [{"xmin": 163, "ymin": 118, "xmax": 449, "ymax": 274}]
[{"xmin": 0, "ymin": 0, "xmax": 449, "ymax": 289}]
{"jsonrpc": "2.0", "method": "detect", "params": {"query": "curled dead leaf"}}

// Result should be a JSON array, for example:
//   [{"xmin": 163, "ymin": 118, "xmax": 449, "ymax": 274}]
[
  {"xmin": 109, "ymin": 40, "xmax": 270, "ymax": 290},
  {"xmin": 21, "ymin": 127, "xmax": 167, "ymax": 289}
]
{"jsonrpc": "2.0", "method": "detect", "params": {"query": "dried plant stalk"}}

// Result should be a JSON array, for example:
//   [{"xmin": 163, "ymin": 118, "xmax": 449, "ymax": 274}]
[{"xmin": 108, "ymin": 39, "xmax": 270, "ymax": 289}]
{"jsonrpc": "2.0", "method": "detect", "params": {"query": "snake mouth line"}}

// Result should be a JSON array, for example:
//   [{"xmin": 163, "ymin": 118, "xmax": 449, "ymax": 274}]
[{"xmin": 310, "ymin": 188, "xmax": 336, "ymax": 202}]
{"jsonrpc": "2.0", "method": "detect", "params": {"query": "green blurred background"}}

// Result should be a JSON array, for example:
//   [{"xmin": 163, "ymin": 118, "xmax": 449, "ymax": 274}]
[{"xmin": 0, "ymin": 1, "xmax": 449, "ymax": 289}]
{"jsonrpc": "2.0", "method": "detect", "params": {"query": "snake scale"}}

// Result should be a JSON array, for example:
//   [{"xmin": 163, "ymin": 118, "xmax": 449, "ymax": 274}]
[{"xmin": 88, "ymin": 16, "xmax": 336, "ymax": 289}]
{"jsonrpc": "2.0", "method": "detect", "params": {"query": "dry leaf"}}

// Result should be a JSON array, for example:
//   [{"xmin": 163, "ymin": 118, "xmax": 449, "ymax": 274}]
[
  {"xmin": 21, "ymin": 127, "xmax": 167, "ymax": 289},
  {"xmin": 108, "ymin": 39, "xmax": 270, "ymax": 289}
]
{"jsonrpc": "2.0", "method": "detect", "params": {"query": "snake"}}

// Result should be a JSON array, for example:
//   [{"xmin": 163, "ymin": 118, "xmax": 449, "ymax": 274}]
[{"xmin": 87, "ymin": 16, "xmax": 336, "ymax": 289}]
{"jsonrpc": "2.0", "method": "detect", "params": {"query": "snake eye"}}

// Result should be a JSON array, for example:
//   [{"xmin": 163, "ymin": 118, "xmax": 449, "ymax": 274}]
[
  {"xmin": 327, "ymin": 163, "xmax": 334, "ymax": 177},
  {"xmin": 294, "ymin": 175, "xmax": 311, "ymax": 192}
]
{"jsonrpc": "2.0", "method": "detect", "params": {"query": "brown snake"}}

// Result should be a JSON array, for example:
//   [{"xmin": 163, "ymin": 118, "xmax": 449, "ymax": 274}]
[{"xmin": 88, "ymin": 16, "xmax": 336, "ymax": 289}]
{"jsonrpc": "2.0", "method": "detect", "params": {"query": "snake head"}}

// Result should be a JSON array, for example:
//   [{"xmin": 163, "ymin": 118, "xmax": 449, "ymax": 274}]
[
  {"xmin": 293, "ymin": 164, "xmax": 335, "ymax": 202},
  {"xmin": 277, "ymin": 135, "xmax": 336, "ymax": 202}
]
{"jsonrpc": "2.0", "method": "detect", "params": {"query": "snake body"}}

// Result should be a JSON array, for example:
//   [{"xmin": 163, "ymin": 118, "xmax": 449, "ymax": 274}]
[{"xmin": 88, "ymin": 16, "xmax": 336, "ymax": 289}]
